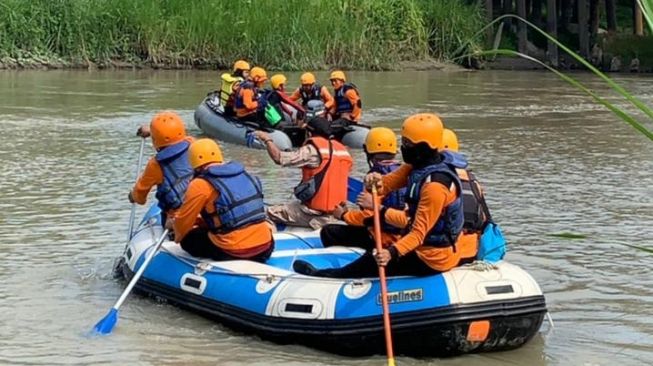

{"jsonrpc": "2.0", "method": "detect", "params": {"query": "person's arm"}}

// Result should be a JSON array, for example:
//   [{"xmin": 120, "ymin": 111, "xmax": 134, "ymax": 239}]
[
  {"xmin": 321, "ymin": 86, "xmax": 335, "ymax": 110},
  {"xmin": 342, "ymin": 209, "xmax": 371, "ymax": 226},
  {"xmin": 172, "ymin": 179, "xmax": 213, "ymax": 243},
  {"xmin": 279, "ymin": 92, "xmax": 305, "ymax": 114},
  {"xmin": 390, "ymin": 182, "xmax": 451, "ymax": 256},
  {"xmin": 242, "ymin": 88, "xmax": 258, "ymax": 111},
  {"xmin": 379, "ymin": 164, "xmax": 411, "ymax": 195},
  {"xmin": 130, "ymin": 158, "xmax": 162, "ymax": 205},
  {"xmin": 384, "ymin": 207, "xmax": 409, "ymax": 229},
  {"xmin": 289, "ymin": 88, "xmax": 302, "ymax": 102},
  {"xmin": 345, "ymin": 88, "xmax": 361, "ymax": 121}
]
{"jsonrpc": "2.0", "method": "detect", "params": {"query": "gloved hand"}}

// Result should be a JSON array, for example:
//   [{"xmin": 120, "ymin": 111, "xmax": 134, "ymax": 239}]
[{"xmin": 363, "ymin": 172, "xmax": 383, "ymax": 192}]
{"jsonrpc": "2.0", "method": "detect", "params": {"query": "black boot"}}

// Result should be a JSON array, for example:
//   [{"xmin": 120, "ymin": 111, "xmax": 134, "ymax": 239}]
[{"xmin": 293, "ymin": 260, "xmax": 319, "ymax": 276}]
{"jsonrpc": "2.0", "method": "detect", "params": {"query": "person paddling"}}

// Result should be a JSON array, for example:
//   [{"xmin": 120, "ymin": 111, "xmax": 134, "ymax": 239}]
[
  {"xmin": 129, "ymin": 111, "xmax": 194, "ymax": 227},
  {"xmin": 293, "ymin": 113, "xmax": 476, "ymax": 278}
]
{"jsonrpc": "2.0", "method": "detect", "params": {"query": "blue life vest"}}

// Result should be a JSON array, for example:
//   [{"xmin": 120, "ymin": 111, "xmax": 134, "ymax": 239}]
[
  {"xmin": 367, "ymin": 161, "xmax": 406, "ymax": 234},
  {"xmin": 198, "ymin": 162, "xmax": 266, "ymax": 234},
  {"xmin": 369, "ymin": 161, "xmax": 406, "ymax": 210},
  {"xmin": 334, "ymin": 83, "xmax": 360, "ymax": 114},
  {"xmin": 441, "ymin": 150, "xmax": 469, "ymax": 169},
  {"xmin": 299, "ymin": 84, "xmax": 322, "ymax": 106},
  {"xmin": 154, "ymin": 140, "xmax": 193, "ymax": 212},
  {"xmin": 405, "ymin": 157, "xmax": 466, "ymax": 248},
  {"xmin": 234, "ymin": 81, "xmax": 256, "ymax": 110}
]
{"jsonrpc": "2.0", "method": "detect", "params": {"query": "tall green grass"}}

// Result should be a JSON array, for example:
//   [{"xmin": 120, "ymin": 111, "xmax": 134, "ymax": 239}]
[{"xmin": 0, "ymin": 0, "xmax": 484, "ymax": 69}]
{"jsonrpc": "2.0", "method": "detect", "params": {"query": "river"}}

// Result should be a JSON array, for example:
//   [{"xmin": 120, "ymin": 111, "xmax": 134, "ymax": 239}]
[{"xmin": 0, "ymin": 69, "xmax": 651, "ymax": 365}]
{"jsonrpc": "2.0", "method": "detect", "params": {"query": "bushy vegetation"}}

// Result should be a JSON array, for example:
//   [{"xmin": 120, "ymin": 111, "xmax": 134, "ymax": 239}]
[{"xmin": 0, "ymin": 0, "xmax": 486, "ymax": 69}]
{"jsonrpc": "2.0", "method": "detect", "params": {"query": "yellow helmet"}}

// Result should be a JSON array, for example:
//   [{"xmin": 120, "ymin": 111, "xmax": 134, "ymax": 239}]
[
  {"xmin": 329, "ymin": 70, "xmax": 346, "ymax": 81},
  {"xmin": 401, "ymin": 113, "xmax": 443, "ymax": 150},
  {"xmin": 364, "ymin": 127, "xmax": 397, "ymax": 154},
  {"xmin": 233, "ymin": 60, "xmax": 250, "ymax": 72},
  {"xmin": 270, "ymin": 74, "xmax": 287, "ymax": 90},
  {"xmin": 250, "ymin": 67, "xmax": 268, "ymax": 82},
  {"xmin": 300, "ymin": 72, "xmax": 316, "ymax": 85},
  {"xmin": 441, "ymin": 128, "xmax": 459, "ymax": 152},
  {"xmin": 150, "ymin": 111, "xmax": 186, "ymax": 149},
  {"xmin": 189, "ymin": 138, "xmax": 224, "ymax": 169}
]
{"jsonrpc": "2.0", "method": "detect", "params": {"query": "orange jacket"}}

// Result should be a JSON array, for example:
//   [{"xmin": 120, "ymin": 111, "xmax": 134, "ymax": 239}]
[
  {"xmin": 172, "ymin": 175, "xmax": 273, "ymax": 258},
  {"xmin": 235, "ymin": 86, "xmax": 259, "ymax": 118},
  {"xmin": 300, "ymin": 137, "xmax": 353, "ymax": 213},
  {"xmin": 289, "ymin": 85, "xmax": 335, "ymax": 110},
  {"xmin": 379, "ymin": 164, "xmax": 477, "ymax": 271},
  {"xmin": 131, "ymin": 137, "xmax": 195, "ymax": 215}
]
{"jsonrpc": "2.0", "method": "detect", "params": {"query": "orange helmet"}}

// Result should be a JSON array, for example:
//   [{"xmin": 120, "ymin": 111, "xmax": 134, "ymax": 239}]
[
  {"xmin": 401, "ymin": 113, "xmax": 443, "ymax": 150},
  {"xmin": 189, "ymin": 139, "xmax": 224, "ymax": 169},
  {"xmin": 329, "ymin": 70, "xmax": 346, "ymax": 81},
  {"xmin": 300, "ymin": 72, "xmax": 316, "ymax": 85},
  {"xmin": 440, "ymin": 128, "xmax": 459, "ymax": 152},
  {"xmin": 270, "ymin": 74, "xmax": 287, "ymax": 90},
  {"xmin": 150, "ymin": 111, "xmax": 186, "ymax": 149},
  {"xmin": 233, "ymin": 60, "xmax": 250, "ymax": 73},
  {"xmin": 365, "ymin": 127, "xmax": 397, "ymax": 154},
  {"xmin": 250, "ymin": 67, "xmax": 268, "ymax": 82}
]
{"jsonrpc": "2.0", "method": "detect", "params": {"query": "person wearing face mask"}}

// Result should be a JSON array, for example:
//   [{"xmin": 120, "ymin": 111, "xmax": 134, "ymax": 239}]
[
  {"xmin": 319, "ymin": 127, "xmax": 406, "ymax": 249},
  {"xmin": 293, "ymin": 113, "xmax": 475, "ymax": 278}
]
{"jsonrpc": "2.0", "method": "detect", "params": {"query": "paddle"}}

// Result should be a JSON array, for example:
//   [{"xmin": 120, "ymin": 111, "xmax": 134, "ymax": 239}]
[
  {"xmin": 127, "ymin": 137, "xmax": 147, "ymax": 241},
  {"xmin": 371, "ymin": 186, "xmax": 396, "ymax": 366},
  {"xmin": 347, "ymin": 176, "xmax": 364, "ymax": 203},
  {"xmin": 93, "ymin": 229, "xmax": 169, "ymax": 335}
]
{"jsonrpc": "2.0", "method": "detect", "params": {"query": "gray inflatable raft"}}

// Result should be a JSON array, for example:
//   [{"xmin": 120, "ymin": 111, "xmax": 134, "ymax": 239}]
[{"xmin": 194, "ymin": 94, "xmax": 369, "ymax": 150}]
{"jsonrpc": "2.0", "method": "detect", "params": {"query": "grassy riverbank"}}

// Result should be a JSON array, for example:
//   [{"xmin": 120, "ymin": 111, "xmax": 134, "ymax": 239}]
[{"xmin": 0, "ymin": 0, "xmax": 486, "ymax": 70}]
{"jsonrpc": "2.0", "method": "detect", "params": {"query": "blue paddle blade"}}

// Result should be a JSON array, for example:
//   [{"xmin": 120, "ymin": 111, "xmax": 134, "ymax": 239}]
[
  {"xmin": 92, "ymin": 308, "xmax": 118, "ymax": 335},
  {"xmin": 347, "ymin": 177, "xmax": 364, "ymax": 203}
]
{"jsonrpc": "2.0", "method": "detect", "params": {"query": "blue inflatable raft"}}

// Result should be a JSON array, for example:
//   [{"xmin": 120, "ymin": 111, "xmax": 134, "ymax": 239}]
[{"xmin": 118, "ymin": 212, "xmax": 546, "ymax": 357}]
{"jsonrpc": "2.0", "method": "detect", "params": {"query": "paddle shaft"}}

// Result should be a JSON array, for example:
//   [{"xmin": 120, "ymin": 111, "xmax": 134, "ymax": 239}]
[
  {"xmin": 113, "ymin": 229, "xmax": 169, "ymax": 310},
  {"xmin": 372, "ymin": 187, "xmax": 396, "ymax": 365},
  {"xmin": 127, "ymin": 137, "xmax": 147, "ymax": 241}
]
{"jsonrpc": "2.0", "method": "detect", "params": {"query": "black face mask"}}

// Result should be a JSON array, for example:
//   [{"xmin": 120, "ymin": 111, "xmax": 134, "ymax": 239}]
[
  {"xmin": 400, "ymin": 145, "xmax": 418, "ymax": 165},
  {"xmin": 401, "ymin": 143, "xmax": 440, "ymax": 168}
]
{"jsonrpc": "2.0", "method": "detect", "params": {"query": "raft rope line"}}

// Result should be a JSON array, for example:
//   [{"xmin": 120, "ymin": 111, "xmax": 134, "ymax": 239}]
[{"xmin": 151, "ymin": 242, "xmax": 369, "ymax": 286}]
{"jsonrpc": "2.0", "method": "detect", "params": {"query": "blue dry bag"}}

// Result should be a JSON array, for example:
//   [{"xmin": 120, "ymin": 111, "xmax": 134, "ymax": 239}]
[{"xmin": 477, "ymin": 222, "xmax": 506, "ymax": 263}]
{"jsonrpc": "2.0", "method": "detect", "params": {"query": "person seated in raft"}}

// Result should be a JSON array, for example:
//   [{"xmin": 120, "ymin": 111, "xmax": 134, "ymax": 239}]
[
  {"xmin": 261, "ymin": 74, "xmax": 306, "ymax": 127},
  {"xmin": 293, "ymin": 113, "xmax": 477, "ymax": 278},
  {"xmin": 220, "ymin": 60, "xmax": 250, "ymax": 116},
  {"xmin": 320, "ymin": 127, "xmax": 406, "ymax": 250},
  {"xmin": 129, "ymin": 111, "xmax": 194, "ymax": 227},
  {"xmin": 165, "ymin": 139, "xmax": 274, "ymax": 262},
  {"xmin": 254, "ymin": 117, "xmax": 353, "ymax": 230},
  {"xmin": 289, "ymin": 72, "xmax": 335, "ymax": 112},
  {"xmin": 235, "ymin": 66, "xmax": 272, "ymax": 128},
  {"xmin": 438, "ymin": 128, "xmax": 492, "ymax": 262},
  {"xmin": 329, "ymin": 70, "xmax": 362, "ymax": 125}
]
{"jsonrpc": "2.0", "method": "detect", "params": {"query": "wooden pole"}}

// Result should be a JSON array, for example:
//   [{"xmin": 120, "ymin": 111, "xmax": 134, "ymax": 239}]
[
  {"xmin": 578, "ymin": 0, "xmax": 590, "ymax": 58},
  {"xmin": 590, "ymin": 0, "xmax": 600, "ymax": 35},
  {"xmin": 606, "ymin": 0, "xmax": 617, "ymax": 32},
  {"xmin": 503, "ymin": 0, "xmax": 513, "ymax": 28},
  {"xmin": 547, "ymin": 0, "xmax": 559, "ymax": 66},
  {"xmin": 517, "ymin": 0, "xmax": 527, "ymax": 53},
  {"xmin": 533, "ymin": 0, "xmax": 543, "ymax": 26},
  {"xmin": 634, "ymin": 0, "xmax": 644, "ymax": 35},
  {"xmin": 486, "ymin": 0, "xmax": 494, "ymax": 44}
]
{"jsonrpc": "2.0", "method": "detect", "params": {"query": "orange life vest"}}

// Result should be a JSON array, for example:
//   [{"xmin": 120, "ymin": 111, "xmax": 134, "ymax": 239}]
[{"xmin": 301, "ymin": 137, "xmax": 353, "ymax": 213}]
